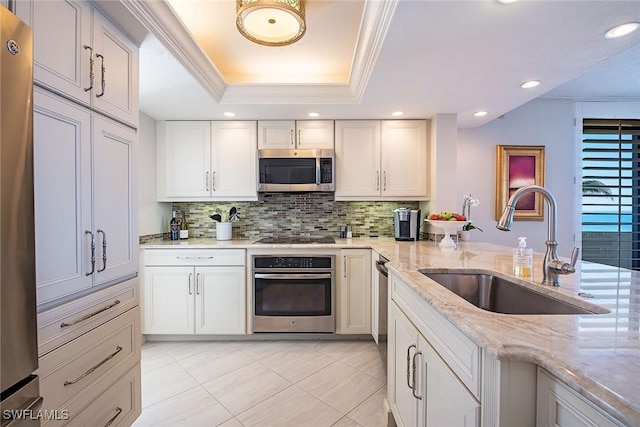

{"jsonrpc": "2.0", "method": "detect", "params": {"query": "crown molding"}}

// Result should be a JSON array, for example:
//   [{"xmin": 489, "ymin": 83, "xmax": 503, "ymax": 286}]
[{"xmin": 122, "ymin": 0, "xmax": 397, "ymax": 105}]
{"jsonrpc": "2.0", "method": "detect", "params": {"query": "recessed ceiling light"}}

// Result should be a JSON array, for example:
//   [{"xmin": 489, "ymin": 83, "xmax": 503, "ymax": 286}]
[
  {"xmin": 521, "ymin": 80, "xmax": 540, "ymax": 89},
  {"xmin": 474, "ymin": 111, "xmax": 488, "ymax": 117},
  {"xmin": 497, "ymin": 0, "xmax": 519, "ymax": 4},
  {"xmin": 308, "ymin": 112, "xmax": 320, "ymax": 117},
  {"xmin": 605, "ymin": 22, "xmax": 640, "ymax": 39},
  {"xmin": 392, "ymin": 111, "xmax": 404, "ymax": 117},
  {"xmin": 223, "ymin": 112, "xmax": 236, "ymax": 117}
]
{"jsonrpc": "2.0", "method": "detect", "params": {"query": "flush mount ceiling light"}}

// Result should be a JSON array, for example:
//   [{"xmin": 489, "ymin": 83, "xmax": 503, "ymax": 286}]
[
  {"xmin": 605, "ymin": 22, "xmax": 640, "ymax": 39},
  {"xmin": 474, "ymin": 111, "xmax": 488, "ymax": 117},
  {"xmin": 391, "ymin": 111, "xmax": 404, "ymax": 117},
  {"xmin": 236, "ymin": 0, "xmax": 306, "ymax": 46},
  {"xmin": 224, "ymin": 112, "xmax": 236, "ymax": 117},
  {"xmin": 308, "ymin": 112, "xmax": 320, "ymax": 117}
]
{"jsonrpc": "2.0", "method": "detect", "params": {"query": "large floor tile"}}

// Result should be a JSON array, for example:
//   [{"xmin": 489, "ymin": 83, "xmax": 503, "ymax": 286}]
[
  {"xmin": 260, "ymin": 342, "xmax": 335, "ymax": 383},
  {"xmin": 140, "ymin": 343, "xmax": 174, "ymax": 373},
  {"xmin": 141, "ymin": 360, "xmax": 199, "ymax": 408},
  {"xmin": 234, "ymin": 340, "xmax": 295, "ymax": 359},
  {"xmin": 202, "ymin": 361, "xmax": 292, "ymax": 415},
  {"xmin": 332, "ymin": 416, "xmax": 363, "ymax": 427},
  {"xmin": 347, "ymin": 386, "xmax": 389, "ymax": 427},
  {"xmin": 133, "ymin": 386, "xmax": 232, "ymax": 427},
  {"xmin": 236, "ymin": 385, "xmax": 343, "ymax": 427},
  {"xmin": 317, "ymin": 340, "xmax": 377, "ymax": 362},
  {"xmin": 177, "ymin": 347, "xmax": 254, "ymax": 384},
  {"xmin": 298, "ymin": 360, "xmax": 385, "ymax": 414},
  {"xmin": 155, "ymin": 340, "xmax": 241, "ymax": 361},
  {"xmin": 342, "ymin": 342, "xmax": 386, "ymax": 381}
]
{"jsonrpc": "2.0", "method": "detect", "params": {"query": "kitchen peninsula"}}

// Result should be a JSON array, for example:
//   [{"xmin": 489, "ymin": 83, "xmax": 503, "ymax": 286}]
[{"xmin": 139, "ymin": 237, "xmax": 640, "ymax": 426}]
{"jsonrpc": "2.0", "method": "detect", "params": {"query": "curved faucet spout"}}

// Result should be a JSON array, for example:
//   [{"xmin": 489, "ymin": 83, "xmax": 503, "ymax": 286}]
[{"xmin": 496, "ymin": 185, "xmax": 577, "ymax": 287}]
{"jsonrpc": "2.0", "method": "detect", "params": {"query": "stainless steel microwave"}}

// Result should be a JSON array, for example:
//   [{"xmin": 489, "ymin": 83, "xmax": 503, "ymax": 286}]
[{"xmin": 258, "ymin": 149, "xmax": 335, "ymax": 192}]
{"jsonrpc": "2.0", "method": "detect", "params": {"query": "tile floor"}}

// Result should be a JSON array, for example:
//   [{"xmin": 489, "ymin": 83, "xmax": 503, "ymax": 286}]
[{"xmin": 132, "ymin": 339, "xmax": 389, "ymax": 427}]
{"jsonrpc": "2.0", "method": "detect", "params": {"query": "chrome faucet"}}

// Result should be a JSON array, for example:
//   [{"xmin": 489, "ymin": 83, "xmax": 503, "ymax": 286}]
[{"xmin": 496, "ymin": 185, "xmax": 579, "ymax": 286}]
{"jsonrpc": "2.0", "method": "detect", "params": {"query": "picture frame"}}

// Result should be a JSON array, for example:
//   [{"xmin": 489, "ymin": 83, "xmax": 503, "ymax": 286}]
[{"xmin": 495, "ymin": 145, "xmax": 545, "ymax": 221}]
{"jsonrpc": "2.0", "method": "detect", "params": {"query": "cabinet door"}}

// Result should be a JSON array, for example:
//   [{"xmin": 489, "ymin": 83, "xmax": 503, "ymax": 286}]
[
  {"xmin": 91, "ymin": 8, "xmax": 139, "ymax": 127},
  {"xmin": 419, "ymin": 335, "xmax": 480, "ymax": 427},
  {"xmin": 16, "ymin": 0, "xmax": 92, "ymax": 107},
  {"xmin": 335, "ymin": 120, "xmax": 381, "ymax": 199},
  {"xmin": 371, "ymin": 251, "xmax": 380, "ymax": 344},
  {"xmin": 257, "ymin": 120, "xmax": 295, "ymax": 149},
  {"xmin": 157, "ymin": 121, "xmax": 211, "ymax": 200},
  {"xmin": 142, "ymin": 266, "xmax": 194, "ymax": 334},
  {"xmin": 195, "ymin": 266, "xmax": 246, "ymax": 334},
  {"xmin": 338, "ymin": 249, "xmax": 372, "ymax": 334},
  {"xmin": 210, "ymin": 121, "xmax": 258, "ymax": 200},
  {"xmin": 296, "ymin": 120, "xmax": 334, "ymax": 149},
  {"xmin": 33, "ymin": 89, "xmax": 92, "ymax": 306},
  {"xmin": 388, "ymin": 304, "xmax": 420, "ymax": 427},
  {"xmin": 381, "ymin": 120, "xmax": 428, "ymax": 198},
  {"xmin": 92, "ymin": 116, "xmax": 137, "ymax": 287}
]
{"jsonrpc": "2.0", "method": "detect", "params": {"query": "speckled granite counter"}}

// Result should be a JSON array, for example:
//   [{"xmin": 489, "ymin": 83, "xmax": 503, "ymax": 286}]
[{"xmin": 141, "ymin": 237, "xmax": 639, "ymax": 425}]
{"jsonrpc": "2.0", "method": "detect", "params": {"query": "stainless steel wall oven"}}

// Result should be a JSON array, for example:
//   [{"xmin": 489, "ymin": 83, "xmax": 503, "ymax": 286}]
[{"xmin": 252, "ymin": 255, "xmax": 335, "ymax": 333}]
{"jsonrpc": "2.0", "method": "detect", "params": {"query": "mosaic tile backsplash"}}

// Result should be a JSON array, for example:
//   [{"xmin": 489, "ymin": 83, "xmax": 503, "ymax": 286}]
[{"xmin": 153, "ymin": 193, "xmax": 421, "ymax": 240}]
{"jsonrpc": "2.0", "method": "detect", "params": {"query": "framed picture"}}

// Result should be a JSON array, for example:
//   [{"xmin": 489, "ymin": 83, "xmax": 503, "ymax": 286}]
[{"xmin": 495, "ymin": 145, "xmax": 545, "ymax": 221}]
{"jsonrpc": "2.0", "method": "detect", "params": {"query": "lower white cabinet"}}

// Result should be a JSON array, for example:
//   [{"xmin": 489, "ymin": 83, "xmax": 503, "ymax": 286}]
[
  {"xmin": 536, "ymin": 368, "xmax": 623, "ymax": 427},
  {"xmin": 337, "ymin": 249, "xmax": 371, "ymax": 334},
  {"xmin": 389, "ymin": 303, "xmax": 479, "ymax": 427},
  {"xmin": 142, "ymin": 249, "xmax": 246, "ymax": 335}
]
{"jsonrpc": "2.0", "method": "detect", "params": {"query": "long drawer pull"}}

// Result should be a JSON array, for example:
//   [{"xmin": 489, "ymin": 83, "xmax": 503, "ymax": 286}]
[
  {"xmin": 60, "ymin": 299, "xmax": 120, "ymax": 328},
  {"xmin": 64, "ymin": 346, "xmax": 123, "ymax": 386},
  {"xmin": 412, "ymin": 351, "xmax": 422, "ymax": 400},
  {"xmin": 60, "ymin": 300, "xmax": 121, "ymax": 328},
  {"xmin": 176, "ymin": 256, "xmax": 214, "ymax": 260},
  {"xmin": 104, "ymin": 407, "xmax": 123, "ymax": 427},
  {"xmin": 406, "ymin": 344, "xmax": 416, "ymax": 389}
]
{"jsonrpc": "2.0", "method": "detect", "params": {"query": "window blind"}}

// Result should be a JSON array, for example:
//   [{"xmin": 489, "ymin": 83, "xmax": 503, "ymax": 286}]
[{"xmin": 581, "ymin": 119, "xmax": 640, "ymax": 270}]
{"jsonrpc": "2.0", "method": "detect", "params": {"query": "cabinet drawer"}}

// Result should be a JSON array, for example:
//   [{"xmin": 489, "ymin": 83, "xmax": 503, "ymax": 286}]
[
  {"xmin": 391, "ymin": 273, "xmax": 481, "ymax": 398},
  {"xmin": 38, "ymin": 307, "xmax": 140, "ymax": 413},
  {"xmin": 38, "ymin": 278, "xmax": 139, "ymax": 356},
  {"xmin": 144, "ymin": 249, "xmax": 245, "ymax": 266},
  {"xmin": 66, "ymin": 364, "xmax": 141, "ymax": 427}
]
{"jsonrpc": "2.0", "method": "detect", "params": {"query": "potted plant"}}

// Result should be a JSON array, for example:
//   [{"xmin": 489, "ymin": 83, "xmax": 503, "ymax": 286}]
[{"xmin": 460, "ymin": 194, "xmax": 482, "ymax": 241}]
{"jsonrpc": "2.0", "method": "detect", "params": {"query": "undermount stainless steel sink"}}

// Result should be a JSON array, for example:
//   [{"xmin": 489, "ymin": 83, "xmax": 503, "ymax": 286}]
[{"xmin": 419, "ymin": 271, "xmax": 609, "ymax": 315}]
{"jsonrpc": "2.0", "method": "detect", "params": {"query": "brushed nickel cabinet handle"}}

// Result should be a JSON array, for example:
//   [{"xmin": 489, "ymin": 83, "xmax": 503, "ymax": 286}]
[
  {"xmin": 96, "ymin": 53, "xmax": 106, "ymax": 97},
  {"xmin": 104, "ymin": 407, "xmax": 123, "ymax": 427},
  {"xmin": 63, "ymin": 346, "xmax": 123, "ymax": 386},
  {"xmin": 212, "ymin": 171, "xmax": 216, "ymax": 191},
  {"xmin": 383, "ymin": 171, "xmax": 387, "ymax": 191},
  {"xmin": 84, "ymin": 45, "xmax": 94, "ymax": 92},
  {"xmin": 97, "ymin": 229, "xmax": 107, "ymax": 272},
  {"xmin": 406, "ymin": 344, "xmax": 416, "ymax": 389},
  {"xmin": 60, "ymin": 299, "xmax": 121, "ymax": 328},
  {"xmin": 297, "ymin": 129, "xmax": 301, "ymax": 146},
  {"xmin": 205, "ymin": 171, "xmax": 210, "ymax": 191},
  {"xmin": 85, "ymin": 230, "xmax": 95, "ymax": 276},
  {"xmin": 196, "ymin": 272, "xmax": 201, "ymax": 295},
  {"xmin": 188, "ymin": 273, "xmax": 193, "ymax": 295},
  {"xmin": 412, "ymin": 351, "xmax": 422, "ymax": 400},
  {"xmin": 290, "ymin": 129, "xmax": 294, "ymax": 145},
  {"xmin": 376, "ymin": 170, "xmax": 380, "ymax": 191}
]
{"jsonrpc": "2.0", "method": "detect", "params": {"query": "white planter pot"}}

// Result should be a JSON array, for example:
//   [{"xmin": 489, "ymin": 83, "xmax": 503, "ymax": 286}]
[
  {"xmin": 216, "ymin": 222, "xmax": 232, "ymax": 240},
  {"xmin": 460, "ymin": 230, "xmax": 471, "ymax": 241}
]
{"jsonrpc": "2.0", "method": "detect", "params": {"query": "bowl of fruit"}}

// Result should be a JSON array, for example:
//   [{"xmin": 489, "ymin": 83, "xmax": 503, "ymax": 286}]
[{"xmin": 426, "ymin": 211, "xmax": 469, "ymax": 247}]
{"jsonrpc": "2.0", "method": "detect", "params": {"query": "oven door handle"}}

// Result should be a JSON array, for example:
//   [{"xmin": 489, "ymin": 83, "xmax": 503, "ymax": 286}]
[{"xmin": 254, "ymin": 273, "xmax": 333, "ymax": 280}]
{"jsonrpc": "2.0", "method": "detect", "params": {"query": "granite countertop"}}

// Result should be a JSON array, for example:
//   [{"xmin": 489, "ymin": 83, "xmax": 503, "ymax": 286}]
[{"xmin": 140, "ymin": 237, "xmax": 639, "ymax": 425}]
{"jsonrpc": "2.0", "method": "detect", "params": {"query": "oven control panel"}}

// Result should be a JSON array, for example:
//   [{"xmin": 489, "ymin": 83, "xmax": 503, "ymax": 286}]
[{"xmin": 253, "ymin": 256, "xmax": 333, "ymax": 269}]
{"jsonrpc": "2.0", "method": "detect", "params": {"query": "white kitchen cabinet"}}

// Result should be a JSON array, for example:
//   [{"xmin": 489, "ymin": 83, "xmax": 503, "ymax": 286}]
[
  {"xmin": 16, "ymin": 0, "xmax": 139, "ymax": 127},
  {"xmin": 142, "ymin": 249, "xmax": 246, "ymax": 335},
  {"xmin": 157, "ymin": 121, "xmax": 257, "ymax": 201},
  {"xmin": 335, "ymin": 120, "xmax": 428, "ymax": 200},
  {"xmin": 337, "ymin": 249, "xmax": 371, "ymax": 334},
  {"xmin": 371, "ymin": 251, "xmax": 380, "ymax": 344},
  {"xmin": 389, "ymin": 303, "xmax": 480, "ymax": 427},
  {"xmin": 258, "ymin": 120, "xmax": 334, "ymax": 149},
  {"xmin": 33, "ymin": 88, "xmax": 137, "ymax": 308},
  {"xmin": 536, "ymin": 368, "xmax": 623, "ymax": 427}
]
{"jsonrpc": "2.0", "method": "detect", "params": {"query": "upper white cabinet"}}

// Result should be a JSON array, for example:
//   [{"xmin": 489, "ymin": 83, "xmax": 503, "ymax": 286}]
[
  {"xmin": 335, "ymin": 120, "xmax": 428, "ymax": 200},
  {"xmin": 33, "ymin": 88, "xmax": 137, "ymax": 307},
  {"xmin": 258, "ymin": 120, "xmax": 334, "ymax": 149},
  {"xmin": 16, "ymin": 0, "xmax": 139, "ymax": 127},
  {"xmin": 157, "ymin": 121, "xmax": 258, "ymax": 201}
]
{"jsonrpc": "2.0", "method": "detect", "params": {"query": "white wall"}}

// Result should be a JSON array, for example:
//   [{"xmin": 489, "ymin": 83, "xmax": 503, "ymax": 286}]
[
  {"xmin": 138, "ymin": 112, "xmax": 171, "ymax": 236},
  {"xmin": 458, "ymin": 98, "xmax": 576, "ymax": 256}
]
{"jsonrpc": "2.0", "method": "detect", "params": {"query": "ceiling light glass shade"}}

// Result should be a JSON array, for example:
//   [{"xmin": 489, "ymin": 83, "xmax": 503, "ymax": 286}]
[{"xmin": 236, "ymin": 0, "xmax": 306, "ymax": 46}]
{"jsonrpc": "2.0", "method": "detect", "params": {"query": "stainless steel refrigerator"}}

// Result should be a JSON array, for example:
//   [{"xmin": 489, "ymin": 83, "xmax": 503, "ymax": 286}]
[{"xmin": 0, "ymin": 5, "xmax": 42, "ymax": 426}]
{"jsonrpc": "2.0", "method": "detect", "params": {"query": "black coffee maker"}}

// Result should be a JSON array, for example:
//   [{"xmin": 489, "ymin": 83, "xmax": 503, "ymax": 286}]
[{"xmin": 393, "ymin": 208, "xmax": 421, "ymax": 241}]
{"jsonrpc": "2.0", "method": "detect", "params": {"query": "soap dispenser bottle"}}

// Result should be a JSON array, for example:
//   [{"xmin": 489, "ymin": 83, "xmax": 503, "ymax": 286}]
[{"xmin": 513, "ymin": 237, "xmax": 533, "ymax": 277}]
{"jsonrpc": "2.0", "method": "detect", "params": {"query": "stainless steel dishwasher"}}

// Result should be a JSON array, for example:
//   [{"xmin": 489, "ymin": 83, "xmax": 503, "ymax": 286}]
[{"xmin": 375, "ymin": 254, "xmax": 389, "ymax": 372}]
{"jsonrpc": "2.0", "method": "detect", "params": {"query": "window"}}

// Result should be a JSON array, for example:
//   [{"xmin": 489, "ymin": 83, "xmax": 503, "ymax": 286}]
[{"xmin": 581, "ymin": 119, "xmax": 640, "ymax": 269}]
